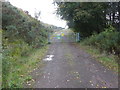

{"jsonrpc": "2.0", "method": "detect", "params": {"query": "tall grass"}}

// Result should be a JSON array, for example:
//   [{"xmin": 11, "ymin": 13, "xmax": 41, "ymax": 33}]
[{"xmin": 2, "ymin": 39, "xmax": 48, "ymax": 88}]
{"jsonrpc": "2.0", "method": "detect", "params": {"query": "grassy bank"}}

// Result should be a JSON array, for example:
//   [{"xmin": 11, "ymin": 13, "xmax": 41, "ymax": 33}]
[
  {"xmin": 2, "ymin": 44, "xmax": 48, "ymax": 88},
  {"xmin": 2, "ymin": 2, "xmax": 51, "ymax": 88}
]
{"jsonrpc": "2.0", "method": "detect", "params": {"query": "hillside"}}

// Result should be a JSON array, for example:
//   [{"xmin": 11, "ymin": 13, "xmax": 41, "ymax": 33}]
[{"xmin": 2, "ymin": 1, "xmax": 58, "ymax": 88}]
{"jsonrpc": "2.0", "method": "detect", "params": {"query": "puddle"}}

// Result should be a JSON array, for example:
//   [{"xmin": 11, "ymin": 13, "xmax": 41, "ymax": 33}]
[
  {"xmin": 43, "ymin": 55, "xmax": 54, "ymax": 61},
  {"xmin": 47, "ymin": 55, "xmax": 54, "ymax": 58}
]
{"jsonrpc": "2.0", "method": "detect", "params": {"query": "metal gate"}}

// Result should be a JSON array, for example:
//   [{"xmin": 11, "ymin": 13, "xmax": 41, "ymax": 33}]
[{"xmin": 48, "ymin": 29, "xmax": 80, "ymax": 43}]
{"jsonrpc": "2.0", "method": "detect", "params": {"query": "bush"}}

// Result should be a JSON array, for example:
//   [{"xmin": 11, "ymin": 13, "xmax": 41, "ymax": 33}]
[
  {"xmin": 2, "ymin": 2, "xmax": 49, "ymax": 47},
  {"xmin": 82, "ymin": 26, "xmax": 120, "ymax": 56},
  {"xmin": 2, "ymin": 2, "xmax": 51, "ymax": 88}
]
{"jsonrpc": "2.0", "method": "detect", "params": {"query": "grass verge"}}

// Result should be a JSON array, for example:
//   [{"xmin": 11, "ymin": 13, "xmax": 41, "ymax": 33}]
[
  {"xmin": 3, "ymin": 46, "xmax": 48, "ymax": 88},
  {"xmin": 0, "ymin": 55, "xmax": 1, "ymax": 90},
  {"xmin": 80, "ymin": 43, "xmax": 118, "ymax": 73}
]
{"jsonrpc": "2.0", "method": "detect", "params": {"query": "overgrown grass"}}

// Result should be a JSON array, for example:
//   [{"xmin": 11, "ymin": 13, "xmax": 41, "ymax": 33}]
[{"xmin": 2, "ymin": 40, "xmax": 48, "ymax": 88}]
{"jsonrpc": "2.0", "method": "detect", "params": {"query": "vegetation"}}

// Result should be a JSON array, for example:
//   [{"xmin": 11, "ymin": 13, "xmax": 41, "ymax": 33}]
[
  {"xmin": 55, "ymin": 2, "xmax": 120, "ymax": 37},
  {"xmin": 80, "ymin": 43, "xmax": 118, "ymax": 72},
  {"xmin": 82, "ymin": 26, "xmax": 120, "ymax": 57},
  {"xmin": 3, "ymin": 46, "xmax": 48, "ymax": 88},
  {"xmin": 2, "ymin": 2, "xmax": 50, "ymax": 47},
  {"xmin": 2, "ymin": 2, "xmax": 53, "ymax": 88},
  {"xmin": 55, "ymin": 2, "xmax": 120, "ymax": 68},
  {"xmin": 81, "ymin": 26, "xmax": 120, "ymax": 72},
  {"xmin": 2, "ymin": 1, "xmax": 120, "ymax": 88}
]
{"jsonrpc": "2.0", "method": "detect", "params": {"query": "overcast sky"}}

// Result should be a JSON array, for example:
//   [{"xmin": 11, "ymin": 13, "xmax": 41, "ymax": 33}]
[{"xmin": 8, "ymin": 0, "xmax": 68, "ymax": 28}]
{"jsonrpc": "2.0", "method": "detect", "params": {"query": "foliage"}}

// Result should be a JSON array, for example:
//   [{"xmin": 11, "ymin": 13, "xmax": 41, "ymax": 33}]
[
  {"xmin": 2, "ymin": 2, "xmax": 51, "ymax": 88},
  {"xmin": 55, "ymin": 1, "xmax": 120, "ymax": 60},
  {"xmin": 2, "ymin": 41, "xmax": 48, "ymax": 88},
  {"xmin": 55, "ymin": 2, "xmax": 120, "ymax": 37},
  {"xmin": 82, "ymin": 26, "xmax": 120, "ymax": 57},
  {"xmin": 2, "ymin": 2, "xmax": 49, "ymax": 47},
  {"xmin": 55, "ymin": 2, "xmax": 107, "ymax": 37}
]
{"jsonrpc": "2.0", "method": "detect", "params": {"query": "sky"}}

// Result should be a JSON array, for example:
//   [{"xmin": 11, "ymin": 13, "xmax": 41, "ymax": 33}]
[{"xmin": 8, "ymin": 0, "xmax": 68, "ymax": 28}]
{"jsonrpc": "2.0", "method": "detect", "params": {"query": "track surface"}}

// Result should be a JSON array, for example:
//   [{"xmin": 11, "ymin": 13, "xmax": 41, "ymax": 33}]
[{"xmin": 25, "ymin": 30, "xmax": 118, "ymax": 88}]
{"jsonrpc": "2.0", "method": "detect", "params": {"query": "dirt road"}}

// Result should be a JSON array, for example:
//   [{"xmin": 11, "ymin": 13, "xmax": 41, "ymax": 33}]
[
  {"xmin": 25, "ymin": 42, "xmax": 118, "ymax": 88},
  {"xmin": 25, "ymin": 29, "xmax": 118, "ymax": 88}
]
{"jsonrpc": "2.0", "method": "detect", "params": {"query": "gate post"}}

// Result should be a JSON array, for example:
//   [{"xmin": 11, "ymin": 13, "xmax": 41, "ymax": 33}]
[{"xmin": 76, "ymin": 33, "xmax": 80, "ymax": 42}]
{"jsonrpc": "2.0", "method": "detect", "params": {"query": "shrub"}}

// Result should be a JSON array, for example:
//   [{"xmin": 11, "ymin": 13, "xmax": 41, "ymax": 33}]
[{"xmin": 82, "ymin": 26, "xmax": 120, "ymax": 56}]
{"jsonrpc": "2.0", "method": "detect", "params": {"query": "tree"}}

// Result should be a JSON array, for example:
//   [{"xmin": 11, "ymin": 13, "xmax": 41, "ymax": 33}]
[
  {"xmin": 55, "ymin": 2, "xmax": 120, "ymax": 37},
  {"xmin": 55, "ymin": 2, "xmax": 108, "ymax": 37}
]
